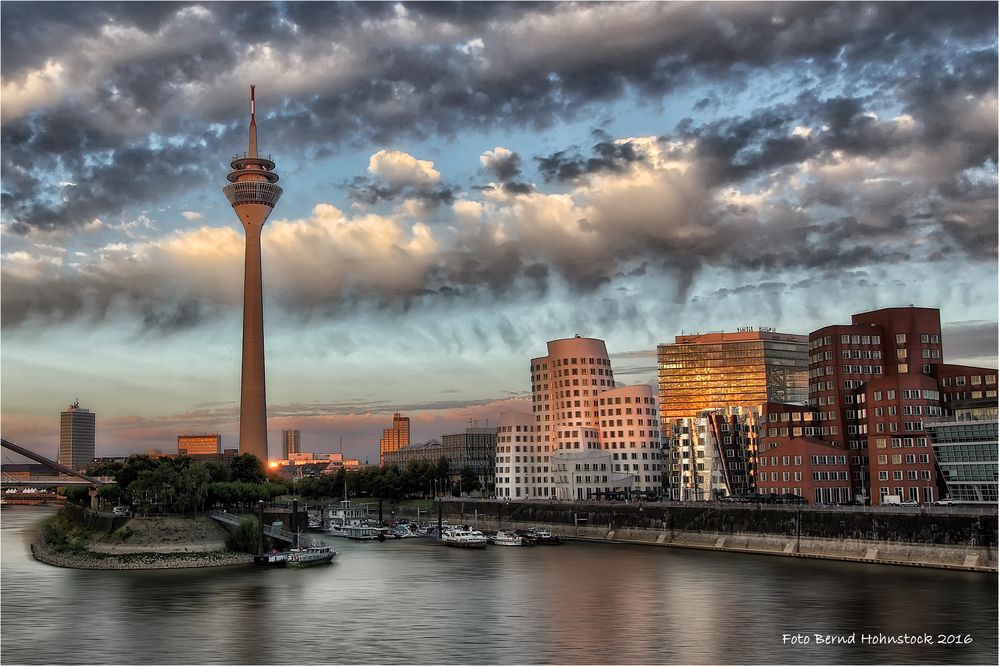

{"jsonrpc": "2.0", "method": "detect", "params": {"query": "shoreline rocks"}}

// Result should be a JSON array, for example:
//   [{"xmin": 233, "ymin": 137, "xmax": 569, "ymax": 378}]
[{"xmin": 31, "ymin": 541, "xmax": 254, "ymax": 570}]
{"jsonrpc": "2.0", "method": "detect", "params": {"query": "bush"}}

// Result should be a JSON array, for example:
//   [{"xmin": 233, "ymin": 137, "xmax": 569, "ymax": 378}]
[{"xmin": 225, "ymin": 518, "xmax": 260, "ymax": 554}]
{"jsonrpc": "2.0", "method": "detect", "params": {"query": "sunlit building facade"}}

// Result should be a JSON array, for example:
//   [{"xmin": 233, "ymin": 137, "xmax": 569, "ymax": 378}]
[
  {"xmin": 281, "ymin": 429, "xmax": 301, "ymax": 459},
  {"xmin": 658, "ymin": 331, "xmax": 808, "ymax": 500},
  {"xmin": 379, "ymin": 413, "xmax": 411, "ymax": 464},
  {"xmin": 59, "ymin": 401, "xmax": 95, "ymax": 472},
  {"xmin": 177, "ymin": 434, "xmax": 222, "ymax": 457}
]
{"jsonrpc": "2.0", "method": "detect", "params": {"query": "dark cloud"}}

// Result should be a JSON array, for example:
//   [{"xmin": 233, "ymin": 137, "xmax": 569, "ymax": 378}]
[
  {"xmin": 3, "ymin": 1, "xmax": 995, "ymax": 234},
  {"xmin": 537, "ymin": 139, "xmax": 647, "ymax": 183},
  {"xmin": 346, "ymin": 176, "xmax": 457, "ymax": 208}
]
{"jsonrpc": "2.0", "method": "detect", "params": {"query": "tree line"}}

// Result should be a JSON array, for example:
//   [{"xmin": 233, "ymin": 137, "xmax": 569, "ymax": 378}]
[{"xmin": 62, "ymin": 454, "xmax": 485, "ymax": 513}]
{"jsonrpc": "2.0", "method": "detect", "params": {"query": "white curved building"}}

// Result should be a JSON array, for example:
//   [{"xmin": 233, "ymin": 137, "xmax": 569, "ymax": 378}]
[{"xmin": 496, "ymin": 336, "xmax": 664, "ymax": 500}]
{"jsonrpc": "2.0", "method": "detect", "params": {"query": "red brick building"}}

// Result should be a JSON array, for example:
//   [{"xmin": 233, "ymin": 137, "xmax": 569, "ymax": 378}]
[
  {"xmin": 807, "ymin": 307, "xmax": 996, "ymax": 504},
  {"xmin": 756, "ymin": 437, "xmax": 852, "ymax": 503}
]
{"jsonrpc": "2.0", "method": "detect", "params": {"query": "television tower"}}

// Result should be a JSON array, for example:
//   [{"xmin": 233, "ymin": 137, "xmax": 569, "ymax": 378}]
[{"xmin": 223, "ymin": 85, "xmax": 282, "ymax": 462}]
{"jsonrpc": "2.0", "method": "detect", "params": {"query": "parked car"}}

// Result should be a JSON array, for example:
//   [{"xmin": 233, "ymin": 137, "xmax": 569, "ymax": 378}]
[
  {"xmin": 932, "ymin": 498, "xmax": 962, "ymax": 506},
  {"xmin": 112, "ymin": 506, "xmax": 131, "ymax": 517},
  {"xmin": 899, "ymin": 499, "xmax": 919, "ymax": 507}
]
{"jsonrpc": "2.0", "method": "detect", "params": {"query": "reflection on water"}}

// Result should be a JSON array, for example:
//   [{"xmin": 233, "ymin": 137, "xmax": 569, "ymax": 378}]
[{"xmin": 2, "ymin": 507, "xmax": 996, "ymax": 664}]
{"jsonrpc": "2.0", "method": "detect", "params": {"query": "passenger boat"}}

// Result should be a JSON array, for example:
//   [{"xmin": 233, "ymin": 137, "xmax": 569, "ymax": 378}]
[
  {"xmin": 491, "ymin": 530, "xmax": 526, "ymax": 546},
  {"xmin": 287, "ymin": 545, "xmax": 336, "ymax": 567},
  {"xmin": 441, "ymin": 527, "xmax": 488, "ymax": 549},
  {"xmin": 253, "ymin": 551, "xmax": 289, "ymax": 568}
]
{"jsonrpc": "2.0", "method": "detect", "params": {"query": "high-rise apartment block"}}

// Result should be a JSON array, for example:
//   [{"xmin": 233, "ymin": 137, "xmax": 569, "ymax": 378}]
[
  {"xmin": 282, "ymin": 429, "xmax": 301, "ymax": 459},
  {"xmin": 657, "ymin": 330, "xmax": 808, "ymax": 499},
  {"xmin": 379, "ymin": 413, "xmax": 410, "ymax": 464},
  {"xmin": 59, "ymin": 400, "xmax": 95, "ymax": 471},
  {"xmin": 177, "ymin": 434, "xmax": 222, "ymax": 457},
  {"xmin": 496, "ymin": 336, "xmax": 663, "ymax": 500}
]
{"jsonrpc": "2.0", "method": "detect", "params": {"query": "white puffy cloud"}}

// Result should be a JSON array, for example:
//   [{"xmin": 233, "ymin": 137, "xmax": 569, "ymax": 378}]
[
  {"xmin": 367, "ymin": 149, "xmax": 441, "ymax": 186},
  {"xmin": 181, "ymin": 211, "xmax": 204, "ymax": 220}
]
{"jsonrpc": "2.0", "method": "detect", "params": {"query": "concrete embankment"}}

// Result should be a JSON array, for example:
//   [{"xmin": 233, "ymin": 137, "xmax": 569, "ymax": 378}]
[{"xmin": 437, "ymin": 500, "xmax": 997, "ymax": 573}]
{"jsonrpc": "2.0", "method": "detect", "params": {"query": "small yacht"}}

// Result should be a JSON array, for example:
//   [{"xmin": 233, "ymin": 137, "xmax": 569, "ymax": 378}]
[
  {"xmin": 491, "ymin": 530, "xmax": 526, "ymax": 546},
  {"xmin": 441, "ymin": 526, "xmax": 488, "ymax": 549},
  {"xmin": 346, "ymin": 524, "xmax": 389, "ymax": 541}
]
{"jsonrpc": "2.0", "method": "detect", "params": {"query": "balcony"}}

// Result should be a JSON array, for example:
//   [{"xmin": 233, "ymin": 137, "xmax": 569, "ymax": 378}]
[{"xmin": 223, "ymin": 181, "xmax": 283, "ymax": 208}]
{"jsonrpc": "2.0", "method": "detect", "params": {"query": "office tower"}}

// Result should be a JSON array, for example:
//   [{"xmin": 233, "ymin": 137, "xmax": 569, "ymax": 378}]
[
  {"xmin": 177, "ymin": 434, "xmax": 222, "ymax": 457},
  {"xmin": 59, "ymin": 400, "xmax": 95, "ymax": 472},
  {"xmin": 657, "ymin": 331, "xmax": 809, "ymax": 499},
  {"xmin": 379, "ymin": 413, "xmax": 410, "ymax": 464},
  {"xmin": 282, "ymin": 429, "xmax": 301, "ymax": 459},
  {"xmin": 808, "ymin": 306, "xmax": 997, "ymax": 504},
  {"xmin": 223, "ymin": 85, "xmax": 283, "ymax": 462},
  {"xmin": 495, "ymin": 336, "xmax": 663, "ymax": 500}
]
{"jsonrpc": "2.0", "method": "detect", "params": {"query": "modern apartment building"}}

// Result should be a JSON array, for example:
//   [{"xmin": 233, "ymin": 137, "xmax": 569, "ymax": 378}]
[
  {"xmin": 281, "ymin": 429, "xmax": 301, "ymax": 459},
  {"xmin": 177, "ymin": 434, "xmax": 222, "ymax": 457},
  {"xmin": 379, "ymin": 412, "xmax": 410, "ymax": 464},
  {"xmin": 658, "ymin": 330, "xmax": 808, "ymax": 499},
  {"xmin": 925, "ymin": 398, "xmax": 998, "ymax": 504},
  {"xmin": 495, "ymin": 336, "xmax": 663, "ymax": 500},
  {"xmin": 59, "ymin": 401, "xmax": 95, "ymax": 472}
]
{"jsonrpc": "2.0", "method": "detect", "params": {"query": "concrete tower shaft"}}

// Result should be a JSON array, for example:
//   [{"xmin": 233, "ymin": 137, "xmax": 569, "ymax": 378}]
[{"xmin": 223, "ymin": 85, "xmax": 282, "ymax": 462}]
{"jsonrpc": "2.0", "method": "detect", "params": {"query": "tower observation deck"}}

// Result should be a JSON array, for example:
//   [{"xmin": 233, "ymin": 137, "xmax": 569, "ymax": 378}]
[{"xmin": 224, "ymin": 85, "xmax": 281, "ymax": 462}]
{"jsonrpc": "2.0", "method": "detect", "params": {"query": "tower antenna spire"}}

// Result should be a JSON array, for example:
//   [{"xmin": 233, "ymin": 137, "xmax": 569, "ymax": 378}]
[{"xmin": 248, "ymin": 84, "xmax": 257, "ymax": 158}]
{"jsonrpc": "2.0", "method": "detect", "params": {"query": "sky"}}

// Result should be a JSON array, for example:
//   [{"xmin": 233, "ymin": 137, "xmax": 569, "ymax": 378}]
[{"xmin": 2, "ymin": 1, "xmax": 997, "ymax": 465}]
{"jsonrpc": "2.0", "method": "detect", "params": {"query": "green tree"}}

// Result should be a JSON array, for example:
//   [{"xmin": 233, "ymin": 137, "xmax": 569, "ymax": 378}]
[
  {"xmin": 231, "ymin": 454, "xmax": 266, "ymax": 484},
  {"xmin": 459, "ymin": 466, "xmax": 481, "ymax": 495}
]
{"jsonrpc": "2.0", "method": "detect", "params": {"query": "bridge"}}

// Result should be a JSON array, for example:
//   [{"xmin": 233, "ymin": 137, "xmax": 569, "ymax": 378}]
[
  {"xmin": 1, "ymin": 438, "xmax": 113, "ymax": 509},
  {"xmin": 207, "ymin": 510, "xmax": 317, "ymax": 548}
]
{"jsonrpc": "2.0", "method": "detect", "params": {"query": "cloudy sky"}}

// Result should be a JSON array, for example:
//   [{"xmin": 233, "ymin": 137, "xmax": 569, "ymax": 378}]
[{"xmin": 2, "ymin": 1, "xmax": 997, "ymax": 464}]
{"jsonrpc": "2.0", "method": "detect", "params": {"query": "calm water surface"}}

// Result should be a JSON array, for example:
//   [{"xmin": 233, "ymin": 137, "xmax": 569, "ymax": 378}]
[{"xmin": 2, "ymin": 507, "xmax": 996, "ymax": 664}]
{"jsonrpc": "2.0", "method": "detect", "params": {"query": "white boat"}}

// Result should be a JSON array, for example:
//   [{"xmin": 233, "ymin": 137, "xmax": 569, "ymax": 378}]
[
  {"xmin": 441, "ymin": 527, "xmax": 488, "ymax": 549},
  {"xmin": 287, "ymin": 545, "xmax": 336, "ymax": 567},
  {"xmin": 491, "ymin": 530, "xmax": 525, "ymax": 546},
  {"xmin": 527, "ymin": 526, "xmax": 562, "ymax": 545}
]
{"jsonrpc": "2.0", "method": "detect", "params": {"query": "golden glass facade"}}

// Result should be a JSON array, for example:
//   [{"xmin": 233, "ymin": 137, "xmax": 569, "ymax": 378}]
[
  {"xmin": 658, "ymin": 333, "xmax": 809, "ymax": 420},
  {"xmin": 379, "ymin": 412, "xmax": 410, "ymax": 464},
  {"xmin": 657, "ymin": 332, "xmax": 808, "ymax": 499},
  {"xmin": 177, "ymin": 434, "xmax": 222, "ymax": 456}
]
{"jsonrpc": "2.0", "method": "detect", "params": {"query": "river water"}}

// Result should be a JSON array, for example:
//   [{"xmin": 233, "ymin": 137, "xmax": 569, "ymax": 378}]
[{"xmin": 2, "ymin": 507, "xmax": 995, "ymax": 665}]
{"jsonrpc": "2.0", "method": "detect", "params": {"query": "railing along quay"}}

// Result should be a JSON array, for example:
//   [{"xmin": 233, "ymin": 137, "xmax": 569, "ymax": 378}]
[{"xmin": 206, "ymin": 510, "xmax": 316, "ymax": 547}]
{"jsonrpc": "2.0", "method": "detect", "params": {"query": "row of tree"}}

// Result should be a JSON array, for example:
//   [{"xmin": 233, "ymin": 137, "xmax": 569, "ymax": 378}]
[{"xmin": 64, "ymin": 454, "xmax": 486, "ymax": 513}]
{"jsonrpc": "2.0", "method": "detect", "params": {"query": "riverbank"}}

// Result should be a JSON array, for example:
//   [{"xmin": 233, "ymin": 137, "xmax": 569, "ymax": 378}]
[
  {"xmin": 31, "ymin": 540, "xmax": 252, "ymax": 570},
  {"xmin": 438, "ymin": 499, "xmax": 998, "ymax": 573},
  {"xmin": 31, "ymin": 512, "xmax": 253, "ymax": 570}
]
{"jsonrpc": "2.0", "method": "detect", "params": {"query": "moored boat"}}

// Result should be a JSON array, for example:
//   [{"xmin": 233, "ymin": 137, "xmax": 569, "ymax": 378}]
[
  {"xmin": 526, "ymin": 526, "xmax": 561, "ymax": 545},
  {"xmin": 491, "ymin": 529, "xmax": 527, "ymax": 546},
  {"xmin": 346, "ymin": 524, "xmax": 388, "ymax": 541},
  {"xmin": 253, "ymin": 551, "xmax": 289, "ymax": 568},
  {"xmin": 287, "ymin": 545, "xmax": 336, "ymax": 567},
  {"xmin": 441, "ymin": 526, "xmax": 488, "ymax": 549}
]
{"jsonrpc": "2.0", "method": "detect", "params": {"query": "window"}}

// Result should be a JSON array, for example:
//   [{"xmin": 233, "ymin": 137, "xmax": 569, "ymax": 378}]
[{"xmin": 896, "ymin": 334, "xmax": 906, "ymax": 344}]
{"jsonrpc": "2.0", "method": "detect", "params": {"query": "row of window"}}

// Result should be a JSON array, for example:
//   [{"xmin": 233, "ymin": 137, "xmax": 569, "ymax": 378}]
[
  {"xmin": 877, "ymin": 470, "xmax": 933, "ymax": 480},
  {"xmin": 875, "ymin": 454, "xmax": 931, "ymax": 465}
]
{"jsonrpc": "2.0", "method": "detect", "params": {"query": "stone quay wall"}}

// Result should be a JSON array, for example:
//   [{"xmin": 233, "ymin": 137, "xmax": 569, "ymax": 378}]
[{"xmin": 436, "ymin": 499, "xmax": 998, "ymax": 573}]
